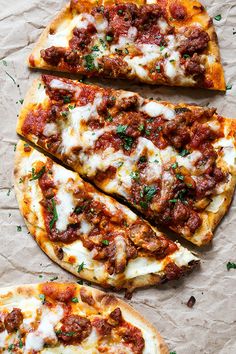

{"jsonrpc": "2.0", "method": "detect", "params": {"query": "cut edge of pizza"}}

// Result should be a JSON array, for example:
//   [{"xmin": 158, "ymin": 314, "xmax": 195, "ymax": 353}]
[
  {"xmin": 28, "ymin": 0, "xmax": 225, "ymax": 90},
  {"xmin": 0, "ymin": 282, "xmax": 169, "ymax": 353},
  {"xmin": 16, "ymin": 75, "xmax": 236, "ymax": 246},
  {"xmin": 14, "ymin": 140, "xmax": 199, "ymax": 295}
]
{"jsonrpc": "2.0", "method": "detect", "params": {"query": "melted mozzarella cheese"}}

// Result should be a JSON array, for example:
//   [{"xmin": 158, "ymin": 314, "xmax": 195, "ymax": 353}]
[
  {"xmin": 140, "ymin": 101, "xmax": 175, "ymax": 120},
  {"xmin": 214, "ymin": 138, "xmax": 236, "ymax": 167}
]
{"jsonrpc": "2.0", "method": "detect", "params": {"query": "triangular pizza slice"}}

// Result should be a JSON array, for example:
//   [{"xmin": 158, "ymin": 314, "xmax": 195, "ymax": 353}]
[
  {"xmin": 28, "ymin": 0, "xmax": 225, "ymax": 90},
  {"xmin": 14, "ymin": 140, "xmax": 199, "ymax": 294},
  {"xmin": 0, "ymin": 282, "xmax": 169, "ymax": 353},
  {"xmin": 16, "ymin": 75, "xmax": 236, "ymax": 246}
]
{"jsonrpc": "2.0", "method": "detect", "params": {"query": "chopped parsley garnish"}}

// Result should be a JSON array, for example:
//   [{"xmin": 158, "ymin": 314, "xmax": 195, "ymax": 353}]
[
  {"xmin": 143, "ymin": 185, "xmax": 157, "ymax": 201},
  {"xmin": 17, "ymin": 226, "xmax": 22, "ymax": 232},
  {"xmin": 71, "ymin": 297, "xmax": 79, "ymax": 303},
  {"xmin": 214, "ymin": 14, "xmax": 222, "ymax": 21},
  {"xmin": 92, "ymin": 45, "xmax": 100, "ymax": 51},
  {"xmin": 117, "ymin": 161, "xmax": 124, "ymax": 168},
  {"xmin": 105, "ymin": 114, "xmax": 113, "ymax": 122},
  {"xmin": 106, "ymin": 35, "xmax": 113, "ymax": 42},
  {"xmin": 227, "ymin": 262, "xmax": 236, "ymax": 271},
  {"xmin": 50, "ymin": 276, "xmax": 58, "ymax": 281},
  {"xmin": 99, "ymin": 38, "xmax": 107, "ymax": 49},
  {"xmin": 30, "ymin": 166, "xmax": 45, "ymax": 181},
  {"xmin": 5, "ymin": 71, "xmax": 16, "ymax": 84},
  {"xmin": 19, "ymin": 339, "xmax": 23, "ymax": 348},
  {"xmin": 130, "ymin": 171, "xmax": 140, "ymax": 181},
  {"xmin": 84, "ymin": 54, "xmax": 95, "ymax": 70},
  {"xmin": 179, "ymin": 149, "xmax": 190, "ymax": 157},
  {"xmin": 171, "ymin": 162, "xmax": 178, "ymax": 169},
  {"xmin": 61, "ymin": 111, "xmax": 68, "ymax": 118},
  {"xmin": 183, "ymin": 54, "xmax": 190, "ymax": 59},
  {"xmin": 8, "ymin": 344, "xmax": 15, "ymax": 352},
  {"xmin": 138, "ymin": 124, "xmax": 145, "ymax": 132},
  {"xmin": 63, "ymin": 96, "xmax": 71, "ymax": 104},
  {"xmin": 49, "ymin": 198, "xmax": 58, "ymax": 230},
  {"xmin": 78, "ymin": 262, "xmax": 85, "ymax": 273},
  {"xmin": 102, "ymin": 239, "xmax": 109, "ymax": 246},
  {"xmin": 116, "ymin": 124, "xmax": 127, "ymax": 134},
  {"xmin": 176, "ymin": 173, "xmax": 184, "ymax": 181},
  {"xmin": 226, "ymin": 83, "xmax": 232, "ymax": 90},
  {"xmin": 116, "ymin": 125, "xmax": 134, "ymax": 150},
  {"xmin": 39, "ymin": 293, "xmax": 46, "ymax": 304},
  {"xmin": 156, "ymin": 65, "xmax": 161, "ymax": 72},
  {"xmin": 139, "ymin": 156, "xmax": 147, "ymax": 163}
]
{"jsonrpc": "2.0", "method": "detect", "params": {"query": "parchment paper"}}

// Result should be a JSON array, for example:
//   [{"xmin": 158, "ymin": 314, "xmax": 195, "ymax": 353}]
[{"xmin": 0, "ymin": 1, "xmax": 236, "ymax": 353}]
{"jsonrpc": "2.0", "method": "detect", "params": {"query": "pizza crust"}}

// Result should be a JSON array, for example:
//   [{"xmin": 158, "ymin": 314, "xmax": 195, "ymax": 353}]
[
  {"xmin": 0, "ymin": 282, "xmax": 169, "ymax": 353},
  {"xmin": 28, "ymin": 0, "xmax": 225, "ymax": 90}
]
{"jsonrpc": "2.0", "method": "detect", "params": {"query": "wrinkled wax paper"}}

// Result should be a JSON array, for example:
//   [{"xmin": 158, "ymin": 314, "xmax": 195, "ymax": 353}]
[{"xmin": 0, "ymin": 0, "xmax": 236, "ymax": 353}]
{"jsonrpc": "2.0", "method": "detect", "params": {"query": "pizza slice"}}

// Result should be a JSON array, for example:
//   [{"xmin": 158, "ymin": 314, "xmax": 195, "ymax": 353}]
[
  {"xmin": 0, "ymin": 282, "xmax": 169, "ymax": 353},
  {"xmin": 14, "ymin": 140, "xmax": 199, "ymax": 295},
  {"xmin": 28, "ymin": 0, "xmax": 225, "ymax": 90},
  {"xmin": 17, "ymin": 75, "xmax": 236, "ymax": 246}
]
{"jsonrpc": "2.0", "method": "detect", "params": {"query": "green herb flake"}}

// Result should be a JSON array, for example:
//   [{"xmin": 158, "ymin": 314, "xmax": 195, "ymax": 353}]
[
  {"xmin": 179, "ymin": 149, "xmax": 190, "ymax": 157},
  {"xmin": 176, "ymin": 173, "xmax": 184, "ymax": 181},
  {"xmin": 71, "ymin": 297, "xmax": 79, "ymax": 303},
  {"xmin": 172, "ymin": 162, "xmax": 178, "ymax": 169},
  {"xmin": 214, "ymin": 14, "xmax": 222, "ymax": 21},
  {"xmin": 143, "ymin": 185, "xmax": 157, "ymax": 201},
  {"xmin": 49, "ymin": 198, "xmax": 58, "ymax": 230},
  {"xmin": 30, "ymin": 166, "xmax": 45, "ymax": 181},
  {"xmin": 227, "ymin": 262, "xmax": 236, "ymax": 271},
  {"xmin": 183, "ymin": 54, "xmax": 190, "ymax": 59},
  {"xmin": 92, "ymin": 45, "xmax": 100, "ymax": 51},
  {"xmin": 19, "ymin": 339, "xmax": 23, "ymax": 348},
  {"xmin": 102, "ymin": 239, "xmax": 109, "ymax": 246},
  {"xmin": 226, "ymin": 83, "xmax": 232, "ymax": 90},
  {"xmin": 117, "ymin": 161, "xmax": 124, "ymax": 168},
  {"xmin": 17, "ymin": 226, "xmax": 22, "ymax": 232},
  {"xmin": 106, "ymin": 35, "xmax": 113, "ymax": 42},
  {"xmin": 8, "ymin": 344, "xmax": 15, "ymax": 352},
  {"xmin": 116, "ymin": 124, "xmax": 127, "ymax": 134},
  {"xmin": 138, "ymin": 124, "xmax": 145, "ymax": 132},
  {"xmin": 39, "ymin": 293, "xmax": 46, "ymax": 304},
  {"xmin": 130, "ymin": 171, "xmax": 140, "ymax": 181},
  {"xmin": 139, "ymin": 156, "xmax": 147, "ymax": 163},
  {"xmin": 105, "ymin": 114, "xmax": 113, "ymax": 122},
  {"xmin": 63, "ymin": 96, "xmax": 71, "ymax": 104},
  {"xmin": 61, "ymin": 111, "xmax": 69, "ymax": 118},
  {"xmin": 78, "ymin": 262, "xmax": 85, "ymax": 273}
]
